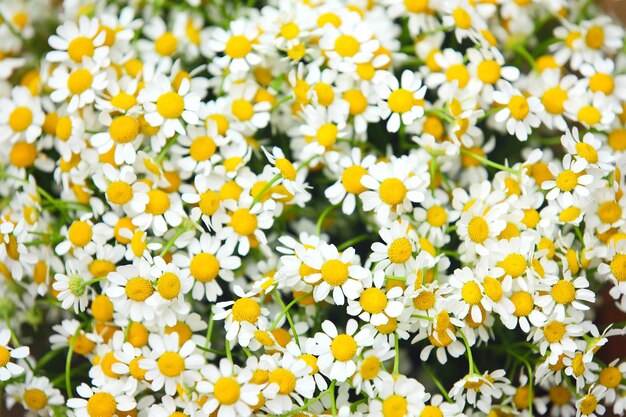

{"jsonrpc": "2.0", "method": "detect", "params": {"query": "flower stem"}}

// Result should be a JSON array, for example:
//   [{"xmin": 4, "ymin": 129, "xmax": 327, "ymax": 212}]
[{"xmin": 272, "ymin": 290, "xmax": 301, "ymax": 347}]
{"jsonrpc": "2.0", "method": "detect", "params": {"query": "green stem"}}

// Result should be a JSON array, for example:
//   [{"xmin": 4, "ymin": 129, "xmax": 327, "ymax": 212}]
[
  {"xmin": 423, "ymin": 364, "xmax": 453, "ymax": 402},
  {"xmin": 460, "ymin": 149, "xmax": 519, "ymax": 175},
  {"xmin": 159, "ymin": 227, "xmax": 186, "ymax": 257},
  {"xmin": 513, "ymin": 44, "xmax": 537, "ymax": 72},
  {"xmin": 66, "ymin": 328, "xmax": 79, "ymax": 398},
  {"xmin": 269, "ymin": 292, "xmax": 311, "ymax": 331},
  {"xmin": 196, "ymin": 345, "xmax": 226, "ymax": 356},
  {"xmin": 459, "ymin": 330, "xmax": 477, "ymax": 375},
  {"xmin": 205, "ymin": 311, "xmax": 214, "ymax": 350},
  {"xmin": 337, "ymin": 234, "xmax": 370, "ymax": 251},
  {"xmin": 330, "ymin": 380, "xmax": 337, "ymax": 417},
  {"xmin": 393, "ymin": 333, "xmax": 400, "ymax": 376},
  {"xmin": 425, "ymin": 109, "xmax": 455, "ymax": 124},
  {"xmin": 251, "ymin": 174, "xmax": 280, "ymax": 207},
  {"xmin": 316, "ymin": 204, "xmax": 338, "ymax": 235},
  {"xmin": 272, "ymin": 290, "xmax": 301, "ymax": 347},
  {"xmin": 507, "ymin": 349, "xmax": 535, "ymax": 417},
  {"xmin": 156, "ymin": 136, "xmax": 178, "ymax": 163},
  {"xmin": 225, "ymin": 340, "xmax": 233, "ymax": 364}
]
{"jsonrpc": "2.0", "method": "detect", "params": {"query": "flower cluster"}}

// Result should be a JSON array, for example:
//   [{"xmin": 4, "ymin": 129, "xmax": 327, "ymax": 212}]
[{"xmin": 1, "ymin": 0, "xmax": 626, "ymax": 417}]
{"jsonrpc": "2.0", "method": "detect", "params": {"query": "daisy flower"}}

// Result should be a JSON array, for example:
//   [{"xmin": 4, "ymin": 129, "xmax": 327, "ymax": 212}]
[
  {"xmin": 360, "ymin": 158, "xmax": 428, "ymax": 224},
  {"xmin": 90, "ymin": 113, "xmax": 143, "ymax": 165},
  {"xmin": 0, "ymin": 86, "xmax": 44, "ymax": 143},
  {"xmin": 139, "ymin": 74, "xmax": 200, "ymax": 140},
  {"xmin": 542, "ymin": 153, "xmax": 594, "ymax": 201},
  {"xmin": 262, "ymin": 146, "xmax": 309, "ymax": 196},
  {"xmin": 0, "ymin": 328, "xmax": 29, "ymax": 381},
  {"xmin": 46, "ymin": 15, "xmax": 109, "ymax": 65},
  {"xmin": 301, "ymin": 242, "xmax": 369, "ymax": 305},
  {"xmin": 67, "ymin": 383, "xmax": 135, "ymax": 417},
  {"xmin": 413, "ymin": 189, "xmax": 460, "ymax": 246},
  {"xmin": 105, "ymin": 260, "xmax": 158, "ymax": 323},
  {"xmin": 131, "ymin": 187, "xmax": 185, "ymax": 237},
  {"xmin": 456, "ymin": 201, "xmax": 507, "ymax": 256},
  {"xmin": 376, "ymin": 70, "xmax": 427, "ymax": 133},
  {"xmin": 262, "ymin": 352, "xmax": 316, "ymax": 414},
  {"xmin": 576, "ymin": 385, "xmax": 607, "ymax": 417},
  {"xmin": 347, "ymin": 270, "xmax": 404, "ymax": 325},
  {"xmin": 173, "ymin": 233, "xmax": 241, "ymax": 302},
  {"xmin": 213, "ymin": 287, "xmax": 269, "ymax": 344},
  {"xmin": 325, "ymin": 148, "xmax": 377, "ymax": 215},
  {"xmin": 196, "ymin": 358, "xmax": 261, "ymax": 417},
  {"xmin": 310, "ymin": 319, "xmax": 372, "ymax": 382},
  {"xmin": 145, "ymin": 256, "xmax": 194, "ymax": 327},
  {"xmin": 141, "ymin": 332, "xmax": 204, "ymax": 395},
  {"xmin": 93, "ymin": 164, "xmax": 149, "ymax": 212},
  {"xmin": 351, "ymin": 344, "xmax": 395, "ymax": 396},
  {"xmin": 52, "ymin": 260, "xmax": 92, "ymax": 313},
  {"xmin": 208, "ymin": 19, "xmax": 262, "ymax": 73},
  {"xmin": 217, "ymin": 196, "xmax": 274, "ymax": 256},
  {"xmin": 368, "ymin": 375, "xmax": 429, "ymax": 417},
  {"xmin": 492, "ymin": 81, "xmax": 543, "ymax": 141},
  {"xmin": 449, "ymin": 370, "xmax": 515, "ymax": 414},
  {"xmin": 48, "ymin": 59, "xmax": 108, "ymax": 112},
  {"xmin": 561, "ymin": 128, "xmax": 613, "ymax": 172},
  {"xmin": 530, "ymin": 68, "xmax": 578, "ymax": 131},
  {"xmin": 535, "ymin": 272, "xmax": 595, "ymax": 321},
  {"xmin": 532, "ymin": 316, "xmax": 585, "ymax": 363},
  {"xmin": 5, "ymin": 374, "xmax": 64, "ymax": 415},
  {"xmin": 370, "ymin": 219, "xmax": 417, "ymax": 277}
]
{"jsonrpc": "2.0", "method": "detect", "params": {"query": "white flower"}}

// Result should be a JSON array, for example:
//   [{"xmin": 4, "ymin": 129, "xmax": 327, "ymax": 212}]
[
  {"xmin": 376, "ymin": 70, "xmax": 427, "ymax": 133},
  {"xmin": 0, "ymin": 86, "xmax": 44, "ymax": 143},
  {"xmin": 0, "ymin": 328, "xmax": 29, "ymax": 381},
  {"xmin": 492, "ymin": 81, "xmax": 543, "ymax": 141},
  {"xmin": 67, "ymin": 383, "xmax": 135, "ymax": 417}
]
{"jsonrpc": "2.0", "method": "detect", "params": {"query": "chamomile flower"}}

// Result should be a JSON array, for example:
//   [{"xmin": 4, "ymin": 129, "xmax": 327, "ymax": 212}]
[
  {"xmin": 67, "ymin": 383, "xmax": 135, "ymax": 417},
  {"xmin": 347, "ymin": 270, "xmax": 404, "ymax": 325},
  {"xmin": 0, "ymin": 328, "xmax": 29, "ymax": 381},
  {"xmin": 368, "ymin": 375, "xmax": 429, "ymax": 417},
  {"xmin": 141, "ymin": 332, "xmax": 204, "ymax": 395},
  {"xmin": 105, "ymin": 260, "xmax": 158, "ymax": 323},
  {"xmin": 542, "ymin": 154, "xmax": 594, "ymax": 201},
  {"xmin": 48, "ymin": 60, "xmax": 108, "ymax": 112},
  {"xmin": 535, "ymin": 272, "xmax": 595, "ymax": 321},
  {"xmin": 310, "ymin": 319, "xmax": 372, "ymax": 382},
  {"xmin": 361, "ymin": 158, "xmax": 428, "ymax": 224},
  {"xmin": 325, "ymin": 148, "xmax": 377, "ymax": 215},
  {"xmin": 0, "ymin": 86, "xmax": 44, "ymax": 143},
  {"xmin": 370, "ymin": 219, "xmax": 417, "ymax": 277},
  {"xmin": 46, "ymin": 15, "xmax": 109, "ymax": 65},
  {"xmin": 493, "ymin": 82, "xmax": 543, "ymax": 141},
  {"xmin": 376, "ymin": 70, "xmax": 427, "ymax": 133},
  {"xmin": 5, "ymin": 374, "xmax": 64, "ymax": 415},
  {"xmin": 208, "ymin": 19, "xmax": 262, "ymax": 74}
]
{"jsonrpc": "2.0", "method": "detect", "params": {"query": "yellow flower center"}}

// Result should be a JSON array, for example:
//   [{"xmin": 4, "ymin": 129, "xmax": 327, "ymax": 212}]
[
  {"xmin": 426, "ymin": 206, "xmax": 447, "ymax": 227},
  {"xmin": 330, "ymin": 333, "xmax": 357, "ymax": 361},
  {"xmin": 555, "ymin": 170, "xmax": 578, "ymax": 192},
  {"xmin": 577, "ymin": 105, "xmax": 601, "ymax": 125},
  {"xmin": 321, "ymin": 259, "xmax": 349, "ymax": 286},
  {"xmin": 589, "ymin": 73, "xmax": 614, "ymax": 95},
  {"xmin": 387, "ymin": 88, "xmax": 415, "ymax": 114},
  {"xmin": 334, "ymin": 34, "xmax": 359, "ymax": 57},
  {"xmin": 462, "ymin": 281, "xmax": 482, "ymax": 305},
  {"xmin": 598, "ymin": 201, "xmax": 621, "ymax": 224},
  {"xmin": 214, "ymin": 377, "xmax": 241, "ymax": 405},
  {"xmin": 559, "ymin": 207, "xmax": 581, "ymax": 223},
  {"xmin": 232, "ymin": 99, "xmax": 254, "ymax": 121},
  {"xmin": 107, "ymin": 181, "xmax": 133, "ymax": 205},
  {"xmin": 413, "ymin": 291, "xmax": 435, "ymax": 310},
  {"xmin": 360, "ymin": 356, "xmax": 381, "ymax": 380},
  {"xmin": 483, "ymin": 277, "xmax": 503, "ymax": 301},
  {"xmin": 156, "ymin": 92, "xmax": 184, "ymax": 119},
  {"xmin": 467, "ymin": 216, "xmax": 489, "ymax": 243},
  {"xmin": 452, "ymin": 8, "xmax": 471, "ymax": 29},
  {"xmin": 276, "ymin": 158, "xmax": 297, "ymax": 181},
  {"xmin": 145, "ymin": 190, "xmax": 170, "ymax": 215},
  {"xmin": 155, "ymin": 32, "xmax": 178, "ymax": 56},
  {"xmin": 341, "ymin": 165, "xmax": 367, "ymax": 194},
  {"xmin": 498, "ymin": 253, "xmax": 526, "ymax": 278},
  {"xmin": 477, "ymin": 60, "xmax": 501, "ymax": 84},
  {"xmin": 89, "ymin": 260, "xmax": 115, "ymax": 280},
  {"xmin": 508, "ymin": 95, "xmax": 529, "ymax": 120},
  {"xmin": 314, "ymin": 83, "xmax": 334, "ymax": 106},
  {"xmin": 420, "ymin": 405, "xmax": 443, "ymax": 417},
  {"xmin": 198, "ymin": 190, "xmax": 220, "ymax": 216},
  {"xmin": 23, "ymin": 388, "xmax": 48, "ymax": 411},
  {"xmin": 404, "ymin": 0, "xmax": 429, "ymax": 13},
  {"xmin": 388, "ymin": 237, "xmax": 412, "ymax": 264},
  {"xmin": 110, "ymin": 92, "xmax": 137, "ymax": 111},
  {"xmin": 56, "ymin": 116, "xmax": 72, "ymax": 141},
  {"xmin": 551, "ymin": 280, "xmax": 576, "ymax": 304},
  {"xmin": 445, "ymin": 64, "xmax": 470, "ymax": 88},
  {"xmin": 610, "ymin": 253, "xmax": 626, "ymax": 282},
  {"xmin": 92, "ymin": 295, "xmax": 113, "ymax": 322},
  {"xmin": 543, "ymin": 321, "xmax": 566, "ymax": 343},
  {"xmin": 382, "ymin": 395, "xmax": 408, "ymax": 417},
  {"xmin": 157, "ymin": 351, "xmax": 185, "ymax": 377},
  {"xmin": 609, "ymin": 129, "xmax": 626, "ymax": 151},
  {"xmin": 269, "ymin": 368, "xmax": 297, "ymax": 395},
  {"xmin": 225, "ymin": 35, "xmax": 252, "ymax": 58},
  {"xmin": 109, "ymin": 116, "xmax": 139, "ymax": 144},
  {"xmin": 379, "ymin": 178, "xmax": 407, "ymax": 205},
  {"xmin": 67, "ymin": 36, "xmax": 95, "ymax": 63},
  {"xmin": 68, "ymin": 220, "xmax": 93, "ymax": 247},
  {"xmin": 281, "ymin": 22, "xmax": 300, "ymax": 40},
  {"xmin": 542, "ymin": 87, "xmax": 567, "ymax": 115},
  {"xmin": 87, "ymin": 392, "xmax": 116, "ymax": 417},
  {"xmin": 549, "ymin": 386, "xmax": 571, "ymax": 405},
  {"xmin": 232, "ymin": 298, "xmax": 261, "ymax": 323},
  {"xmin": 8, "ymin": 106, "xmax": 33, "ymax": 132},
  {"xmin": 10, "ymin": 141, "xmax": 37, "ymax": 168},
  {"xmin": 125, "ymin": 277, "xmax": 154, "ymax": 302},
  {"xmin": 585, "ymin": 26, "xmax": 604, "ymax": 49},
  {"xmin": 575, "ymin": 142, "xmax": 598, "ymax": 164},
  {"xmin": 511, "ymin": 291, "xmax": 533, "ymax": 316},
  {"xmin": 67, "ymin": 69, "xmax": 93, "ymax": 95},
  {"xmin": 599, "ymin": 366, "xmax": 622, "ymax": 388},
  {"xmin": 157, "ymin": 272, "xmax": 181, "ymax": 300},
  {"xmin": 230, "ymin": 208, "xmax": 258, "ymax": 236},
  {"xmin": 0, "ymin": 346, "xmax": 10, "ymax": 367},
  {"xmin": 579, "ymin": 394, "xmax": 598, "ymax": 415},
  {"xmin": 317, "ymin": 123, "xmax": 338, "ymax": 147},
  {"xmin": 190, "ymin": 252, "xmax": 219, "ymax": 283},
  {"xmin": 360, "ymin": 288, "xmax": 388, "ymax": 314},
  {"xmin": 190, "ymin": 136, "xmax": 216, "ymax": 161},
  {"xmin": 344, "ymin": 89, "xmax": 368, "ymax": 114}
]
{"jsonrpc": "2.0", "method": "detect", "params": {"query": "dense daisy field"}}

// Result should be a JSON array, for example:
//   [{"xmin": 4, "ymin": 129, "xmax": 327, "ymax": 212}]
[{"xmin": 1, "ymin": 0, "xmax": 626, "ymax": 416}]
